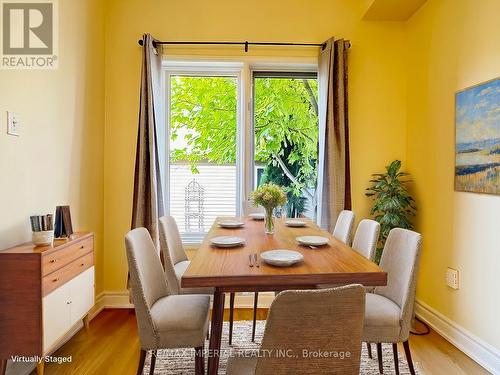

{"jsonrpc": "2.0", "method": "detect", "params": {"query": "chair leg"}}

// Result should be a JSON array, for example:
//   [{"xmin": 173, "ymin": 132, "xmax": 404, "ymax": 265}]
[
  {"xmin": 1, "ymin": 360, "xmax": 7, "ymax": 375},
  {"xmin": 195, "ymin": 346, "xmax": 205, "ymax": 375},
  {"xmin": 367, "ymin": 342, "xmax": 372, "ymax": 359},
  {"xmin": 149, "ymin": 350, "xmax": 157, "ymax": 375},
  {"xmin": 136, "ymin": 350, "xmax": 146, "ymax": 375},
  {"xmin": 376, "ymin": 343, "xmax": 383, "ymax": 374},
  {"xmin": 392, "ymin": 343, "xmax": 400, "ymax": 375},
  {"xmin": 403, "ymin": 340, "xmax": 416, "ymax": 375},
  {"xmin": 251, "ymin": 292, "xmax": 259, "ymax": 342},
  {"xmin": 36, "ymin": 362, "xmax": 44, "ymax": 375},
  {"xmin": 228, "ymin": 292, "xmax": 235, "ymax": 345}
]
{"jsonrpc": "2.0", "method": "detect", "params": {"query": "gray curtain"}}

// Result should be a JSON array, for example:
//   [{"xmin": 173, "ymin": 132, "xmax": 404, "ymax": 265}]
[
  {"xmin": 317, "ymin": 38, "xmax": 351, "ymax": 232},
  {"xmin": 131, "ymin": 33, "xmax": 165, "ymax": 249}
]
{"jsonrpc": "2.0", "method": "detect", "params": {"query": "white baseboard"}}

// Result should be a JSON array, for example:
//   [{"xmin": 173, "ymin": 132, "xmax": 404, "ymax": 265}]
[{"xmin": 415, "ymin": 299, "xmax": 500, "ymax": 374}]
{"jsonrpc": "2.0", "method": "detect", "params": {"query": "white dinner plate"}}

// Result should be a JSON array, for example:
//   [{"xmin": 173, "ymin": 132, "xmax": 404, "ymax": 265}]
[
  {"xmin": 210, "ymin": 236, "xmax": 245, "ymax": 248},
  {"xmin": 296, "ymin": 235, "xmax": 329, "ymax": 246},
  {"xmin": 218, "ymin": 220, "xmax": 245, "ymax": 228},
  {"xmin": 285, "ymin": 219, "xmax": 307, "ymax": 227},
  {"xmin": 249, "ymin": 213, "xmax": 265, "ymax": 220},
  {"xmin": 260, "ymin": 249, "xmax": 304, "ymax": 267}
]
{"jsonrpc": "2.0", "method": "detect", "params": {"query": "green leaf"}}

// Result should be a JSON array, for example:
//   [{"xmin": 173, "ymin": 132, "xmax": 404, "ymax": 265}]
[{"xmin": 365, "ymin": 159, "xmax": 417, "ymax": 263}]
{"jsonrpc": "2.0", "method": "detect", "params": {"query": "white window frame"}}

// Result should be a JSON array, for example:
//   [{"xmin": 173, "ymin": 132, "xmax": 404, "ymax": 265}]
[{"xmin": 162, "ymin": 58, "xmax": 318, "ymax": 244}]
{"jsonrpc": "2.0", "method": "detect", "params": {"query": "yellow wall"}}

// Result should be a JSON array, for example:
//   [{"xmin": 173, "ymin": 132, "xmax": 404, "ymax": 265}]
[
  {"xmin": 103, "ymin": 0, "xmax": 408, "ymax": 291},
  {"xmin": 0, "ymin": 0, "xmax": 105, "ymax": 294},
  {"xmin": 1, "ymin": 0, "xmax": 498, "ymax": 357},
  {"xmin": 406, "ymin": 0, "xmax": 500, "ymax": 348}
]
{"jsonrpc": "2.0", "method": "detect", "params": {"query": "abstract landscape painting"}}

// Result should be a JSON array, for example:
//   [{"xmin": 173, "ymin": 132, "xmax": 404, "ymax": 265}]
[{"xmin": 455, "ymin": 78, "xmax": 500, "ymax": 194}]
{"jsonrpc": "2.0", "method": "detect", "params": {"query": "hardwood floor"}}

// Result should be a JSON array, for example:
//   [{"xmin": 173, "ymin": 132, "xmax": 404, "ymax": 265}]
[{"xmin": 40, "ymin": 309, "xmax": 488, "ymax": 375}]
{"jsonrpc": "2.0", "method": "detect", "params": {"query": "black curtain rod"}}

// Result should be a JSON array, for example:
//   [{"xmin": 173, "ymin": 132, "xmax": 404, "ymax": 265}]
[{"xmin": 137, "ymin": 39, "xmax": 335, "ymax": 52}]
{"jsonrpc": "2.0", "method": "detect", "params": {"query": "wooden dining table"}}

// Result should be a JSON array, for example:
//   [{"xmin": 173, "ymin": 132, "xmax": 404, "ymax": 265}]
[{"xmin": 182, "ymin": 216, "xmax": 387, "ymax": 375}]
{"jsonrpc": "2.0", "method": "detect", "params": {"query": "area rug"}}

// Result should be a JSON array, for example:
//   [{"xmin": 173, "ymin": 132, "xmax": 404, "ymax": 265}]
[{"xmin": 144, "ymin": 321, "xmax": 419, "ymax": 374}]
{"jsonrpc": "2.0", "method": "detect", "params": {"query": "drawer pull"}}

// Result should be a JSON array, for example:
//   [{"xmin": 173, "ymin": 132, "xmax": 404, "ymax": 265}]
[
  {"xmin": 80, "ymin": 263, "xmax": 85, "ymax": 267},
  {"xmin": 66, "ymin": 301, "xmax": 72, "ymax": 305},
  {"xmin": 80, "ymin": 245, "xmax": 84, "ymax": 249},
  {"xmin": 52, "ymin": 277, "xmax": 59, "ymax": 283},
  {"xmin": 50, "ymin": 259, "xmax": 57, "ymax": 263}
]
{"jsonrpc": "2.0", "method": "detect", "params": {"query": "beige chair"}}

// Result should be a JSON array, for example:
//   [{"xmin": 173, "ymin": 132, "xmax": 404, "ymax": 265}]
[
  {"xmin": 226, "ymin": 285, "xmax": 366, "ymax": 375},
  {"xmin": 125, "ymin": 227, "xmax": 209, "ymax": 375},
  {"xmin": 159, "ymin": 216, "xmax": 213, "ymax": 295},
  {"xmin": 332, "ymin": 210, "xmax": 355, "ymax": 245},
  {"xmin": 363, "ymin": 228, "xmax": 422, "ymax": 375},
  {"xmin": 352, "ymin": 219, "xmax": 380, "ymax": 261},
  {"xmin": 350, "ymin": 219, "xmax": 380, "ymax": 358},
  {"xmin": 242, "ymin": 198, "xmax": 265, "ymax": 216},
  {"xmin": 318, "ymin": 216, "xmax": 378, "ymax": 293}
]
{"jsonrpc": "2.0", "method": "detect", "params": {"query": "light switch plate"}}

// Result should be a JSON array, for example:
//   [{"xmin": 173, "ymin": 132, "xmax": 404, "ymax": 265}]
[
  {"xmin": 7, "ymin": 111, "xmax": 20, "ymax": 136},
  {"xmin": 446, "ymin": 267, "xmax": 459, "ymax": 290}
]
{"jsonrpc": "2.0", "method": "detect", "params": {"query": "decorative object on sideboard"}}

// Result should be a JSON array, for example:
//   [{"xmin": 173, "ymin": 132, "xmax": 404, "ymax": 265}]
[
  {"xmin": 54, "ymin": 205, "xmax": 73, "ymax": 238},
  {"xmin": 455, "ymin": 77, "xmax": 500, "ymax": 195},
  {"xmin": 30, "ymin": 214, "xmax": 54, "ymax": 246}
]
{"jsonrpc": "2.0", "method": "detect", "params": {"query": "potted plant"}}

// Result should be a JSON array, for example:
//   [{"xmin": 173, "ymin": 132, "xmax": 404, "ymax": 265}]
[
  {"xmin": 251, "ymin": 183, "xmax": 287, "ymax": 234},
  {"xmin": 366, "ymin": 160, "xmax": 417, "ymax": 263}
]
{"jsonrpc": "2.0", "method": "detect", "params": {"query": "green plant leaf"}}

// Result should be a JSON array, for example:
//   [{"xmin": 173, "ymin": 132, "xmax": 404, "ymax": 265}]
[{"xmin": 365, "ymin": 160, "xmax": 417, "ymax": 264}]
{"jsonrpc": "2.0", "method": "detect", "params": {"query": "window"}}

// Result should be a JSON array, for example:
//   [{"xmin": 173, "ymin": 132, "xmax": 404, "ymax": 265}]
[
  {"xmin": 164, "ymin": 62, "xmax": 318, "ymax": 242},
  {"xmin": 166, "ymin": 72, "xmax": 241, "ymax": 242},
  {"xmin": 253, "ymin": 72, "xmax": 319, "ymax": 219}
]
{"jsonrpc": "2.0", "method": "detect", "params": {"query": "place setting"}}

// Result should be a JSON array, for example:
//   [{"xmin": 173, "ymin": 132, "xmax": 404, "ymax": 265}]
[
  {"xmin": 217, "ymin": 218, "xmax": 245, "ymax": 229},
  {"xmin": 259, "ymin": 249, "xmax": 304, "ymax": 267},
  {"xmin": 296, "ymin": 235, "xmax": 330, "ymax": 249},
  {"xmin": 284, "ymin": 218, "xmax": 307, "ymax": 227},
  {"xmin": 210, "ymin": 235, "xmax": 245, "ymax": 248},
  {"xmin": 249, "ymin": 212, "xmax": 265, "ymax": 220}
]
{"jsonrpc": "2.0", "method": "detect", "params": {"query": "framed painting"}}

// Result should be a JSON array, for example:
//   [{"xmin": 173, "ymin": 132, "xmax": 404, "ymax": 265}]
[{"xmin": 455, "ymin": 77, "xmax": 500, "ymax": 194}]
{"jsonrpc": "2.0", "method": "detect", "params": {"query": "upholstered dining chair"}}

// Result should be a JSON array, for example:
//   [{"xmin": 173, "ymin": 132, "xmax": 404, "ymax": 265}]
[
  {"xmin": 350, "ymin": 218, "xmax": 380, "ymax": 359},
  {"xmin": 352, "ymin": 219, "xmax": 380, "ymax": 261},
  {"xmin": 125, "ymin": 227, "xmax": 209, "ymax": 375},
  {"xmin": 159, "ymin": 216, "xmax": 214, "ymax": 295},
  {"xmin": 363, "ymin": 228, "xmax": 422, "ymax": 375},
  {"xmin": 226, "ymin": 285, "xmax": 366, "ymax": 375},
  {"xmin": 332, "ymin": 210, "xmax": 356, "ymax": 245},
  {"xmin": 242, "ymin": 198, "xmax": 265, "ymax": 216}
]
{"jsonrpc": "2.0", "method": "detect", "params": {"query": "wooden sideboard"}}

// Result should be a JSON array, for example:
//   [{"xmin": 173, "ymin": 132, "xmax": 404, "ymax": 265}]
[{"xmin": 0, "ymin": 232, "xmax": 95, "ymax": 375}]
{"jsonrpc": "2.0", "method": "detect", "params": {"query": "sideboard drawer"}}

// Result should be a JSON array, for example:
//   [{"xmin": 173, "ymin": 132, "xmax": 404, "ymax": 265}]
[
  {"xmin": 42, "ymin": 252, "xmax": 94, "ymax": 296},
  {"xmin": 42, "ymin": 237, "xmax": 93, "ymax": 276}
]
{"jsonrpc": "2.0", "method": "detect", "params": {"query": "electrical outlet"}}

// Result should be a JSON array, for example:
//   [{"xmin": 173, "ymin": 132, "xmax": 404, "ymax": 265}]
[
  {"xmin": 7, "ymin": 111, "xmax": 20, "ymax": 136},
  {"xmin": 446, "ymin": 267, "xmax": 459, "ymax": 290}
]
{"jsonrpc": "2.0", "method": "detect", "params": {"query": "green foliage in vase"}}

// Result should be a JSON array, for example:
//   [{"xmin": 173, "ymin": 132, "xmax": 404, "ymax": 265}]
[
  {"xmin": 251, "ymin": 183, "xmax": 287, "ymax": 214},
  {"xmin": 365, "ymin": 160, "xmax": 417, "ymax": 263}
]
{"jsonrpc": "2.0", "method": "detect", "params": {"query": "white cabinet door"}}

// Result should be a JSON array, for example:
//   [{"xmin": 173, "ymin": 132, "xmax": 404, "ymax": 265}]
[
  {"xmin": 42, "ymin": 282, "xmax": 71, "ymax": 352},
  {"xmin": 69, "ymin": 267, "xmax": 95, "ymax": 326}
]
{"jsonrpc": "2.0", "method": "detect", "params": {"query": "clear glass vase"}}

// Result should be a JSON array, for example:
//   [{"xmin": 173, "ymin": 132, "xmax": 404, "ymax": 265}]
[{"xmin": 264, "ymin": 209, "xmax": 275, "ymax": 234}]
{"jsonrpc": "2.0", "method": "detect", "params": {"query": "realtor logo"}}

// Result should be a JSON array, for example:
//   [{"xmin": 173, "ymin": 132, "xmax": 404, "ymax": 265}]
[{"xmin": 1, "ymin": 0, "xmax": 58, "ymax": 69}]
